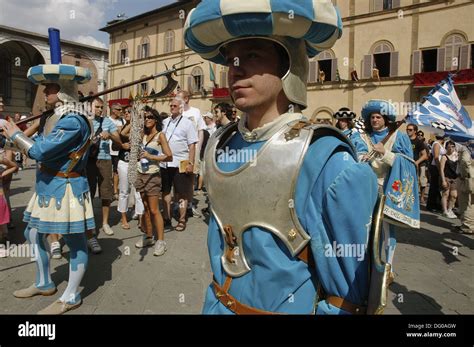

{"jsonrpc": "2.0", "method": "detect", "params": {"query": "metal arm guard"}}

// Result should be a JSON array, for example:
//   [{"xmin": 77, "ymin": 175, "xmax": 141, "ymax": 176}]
[{"xmin": 4, "ymin": 132, "xmax": 34, "ymax": 155}]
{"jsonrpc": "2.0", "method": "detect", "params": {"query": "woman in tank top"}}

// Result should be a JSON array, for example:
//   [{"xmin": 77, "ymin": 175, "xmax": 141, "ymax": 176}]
[
  {"xmin": 134, "ymin": 108, "xmax": 172, "ymax": 257},
  {"xmin": 440, "ymin": 141, "xmax": 458, "ymax": 219}
]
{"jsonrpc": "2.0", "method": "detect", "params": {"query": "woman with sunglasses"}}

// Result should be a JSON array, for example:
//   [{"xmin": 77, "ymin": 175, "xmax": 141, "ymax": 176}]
[
  {"xmin": 117, "ymin": 106, "xmax": 145, "ymax": 229},
  {"xmin": 134, "ymin": 108, "xmax": 172, "ymax": 256}
]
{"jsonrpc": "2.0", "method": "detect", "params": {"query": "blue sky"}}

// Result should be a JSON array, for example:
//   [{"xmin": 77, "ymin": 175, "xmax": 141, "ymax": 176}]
[{"xmin": 0, "ymin": 0, "xmax": 177, "ymax": 48}]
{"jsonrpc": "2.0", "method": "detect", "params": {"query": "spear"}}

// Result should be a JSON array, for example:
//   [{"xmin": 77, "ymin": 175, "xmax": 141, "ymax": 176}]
[{"xmin": 15, "ymin": 61, "xmax": 203, "ymax": 126}]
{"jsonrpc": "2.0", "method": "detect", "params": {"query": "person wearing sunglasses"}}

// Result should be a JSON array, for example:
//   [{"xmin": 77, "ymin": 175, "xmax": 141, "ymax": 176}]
[
  {"xmin": 406, "ymin": 124, "xmax": 429, "ymax": 205},
  {"xmin": 134, "ymin": 108, "xmax": 172, "ymax": 256},
  {"xmin": 160, "ymin": 98, "xmax": 198, "ymax": 232},
  {"xmin": 86, "ymin": 97, "xmax": 123, "ymax": 240}
]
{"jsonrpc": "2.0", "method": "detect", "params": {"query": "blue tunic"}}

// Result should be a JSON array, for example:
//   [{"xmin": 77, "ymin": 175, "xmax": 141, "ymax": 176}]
[
  {"xmin": 367, "ymin": 128, "xmax": 420, "ymax": 227},
  {"xmin": 203, "ymin": 130, "xmax": 378, "ymax": 314},
  {"xmin": 27, "ymin": 112, "xmax": 92, "ymax": 208}
]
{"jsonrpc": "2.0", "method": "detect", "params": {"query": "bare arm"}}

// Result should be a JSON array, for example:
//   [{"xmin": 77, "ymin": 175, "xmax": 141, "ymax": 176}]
[
  {"xmin": 415, "ymin": 148, "xmax": 429, "ymax": 167},
  {"xmin": 439, "ymin": 155, "xmax": 447, "ymax": 188},
  {"xmin": 24, "ymin": 119, "xmax": 40, "ymax": 137},
  {"xmin": 433, "ymin": 143, "xmax": 441, "ymax": 169},
  {"xmin": 108, "ymin": 130, "xmax": 122, "ymax": 146},
  {"xmin": 185, "ymin": 143, "xmax": 196, "ymax": 174},
  {"xmin": 196, "ymin": 129, "xmax": 204, "ymax": 158},
  {"xmin": 1, "ymin": 156, "xmax": 18, "ymax": 177}
]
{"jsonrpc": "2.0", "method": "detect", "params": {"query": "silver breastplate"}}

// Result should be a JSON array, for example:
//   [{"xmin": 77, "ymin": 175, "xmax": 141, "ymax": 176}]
[
  {"xmin": 204, "ymin": 122, "xmax": 312, "ymax": 277},
  {"xmin": 44, "ymin": 106, "xmax": 93, "ymax": 137}
]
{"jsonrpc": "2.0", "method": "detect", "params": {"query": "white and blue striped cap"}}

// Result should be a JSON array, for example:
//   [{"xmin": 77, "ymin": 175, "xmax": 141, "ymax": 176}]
[
  {"xmin": 27, "ymin": 64, "xmax": 91, "ymax": 85},
  {"xmin": 184, "ymin": 0, "xmax": 343, "ymax": 65}
]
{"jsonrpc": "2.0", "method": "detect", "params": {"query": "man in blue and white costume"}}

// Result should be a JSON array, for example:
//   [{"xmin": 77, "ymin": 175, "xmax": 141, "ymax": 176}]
[
  {"xmin": 0, "ymin": 28, "xmax": 93, "ymax": 314},
  {"xmin": 360, "ymin": 100, "xmax": 420, "ymax": 284},
  {"xmin": 333, "ymin": 107, "xmax": 368, "ymax": 158},
  {"xmin": 184, "ymin": 0, "xmax": 380, "ymax": 314}
]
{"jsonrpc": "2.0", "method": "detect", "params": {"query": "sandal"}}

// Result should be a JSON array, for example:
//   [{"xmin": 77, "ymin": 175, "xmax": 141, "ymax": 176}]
[
  {"xmin": 175, "ymin": 221, "xmax": 186, "ymax": 232},
  {"xmin": 121, "ymin": 223, "xmax": 131, "ymax": 230}
]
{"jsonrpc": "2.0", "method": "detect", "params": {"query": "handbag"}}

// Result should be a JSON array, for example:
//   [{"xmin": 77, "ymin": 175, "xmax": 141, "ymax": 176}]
[{"xmin": 88, "ymin": 117, "xmax": 104, "ymax": 160}]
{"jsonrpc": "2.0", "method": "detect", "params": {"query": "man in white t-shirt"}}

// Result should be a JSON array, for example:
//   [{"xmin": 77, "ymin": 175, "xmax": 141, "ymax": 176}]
[
  {"xmin": 109, "ymin": 103, "xmax": 125, "ymax": 200},
  {"xmin": 160, "ymin": 97, "xmax": 198, "ymax": 232},
  {"xmin": 177, "ymin": 91, "xmax": 206, "ymax": 217}
]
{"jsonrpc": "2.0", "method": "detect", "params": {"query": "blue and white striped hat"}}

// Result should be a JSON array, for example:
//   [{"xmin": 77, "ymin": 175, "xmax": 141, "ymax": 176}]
[
  {"xmin": 27, "ymin": 64, "xmax": 91, "ymax": 85},
  {"xmin": 184, "ymin": 0, "xmax": 343, "ymax": 109},
  {"xmin": 184, "ymin": 0, "xmax": 342, "ymax": 64}
]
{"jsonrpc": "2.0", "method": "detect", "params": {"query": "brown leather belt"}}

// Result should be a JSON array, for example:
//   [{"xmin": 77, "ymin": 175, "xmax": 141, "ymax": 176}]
[
  {"xmin": 326, "ymin": 296, "xmax": 366, "ymax": 315},
  {"xmin": 40, "ymin": 165, "xmax": 83, "ymax": 178},
  {"xmin": 212, "ymin": 276, "xmax": 366, "ymax": 315},
  {"xmin": 216, "ymin": 223, "xmax": 366, "ymax": 315},
  {"xmin": 212, "ymin": 277, "xmax": 279, "ymax": 315}
]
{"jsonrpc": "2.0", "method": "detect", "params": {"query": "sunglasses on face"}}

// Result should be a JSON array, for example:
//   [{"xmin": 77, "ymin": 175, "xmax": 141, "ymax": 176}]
[
  {"xmin": 170, "ymin": 105, "xmax": 179, "ymax": 108},
  {"xmin": 95, "ymin": 106, "xmax": 104, "ymax": 109},
  {"xmin": 407, "ymin": 128, "xmax": 414, "ymax": 132},
  {"xmin": 144, "ymin": 116, "xmax": 155, "ymax": 120}
]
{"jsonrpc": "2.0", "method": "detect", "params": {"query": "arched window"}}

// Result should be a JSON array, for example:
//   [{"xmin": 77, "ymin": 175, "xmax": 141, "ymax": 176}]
[
  {"xmin": 311, "ymin": 108, "xmax": 334, "ymax": 125},
  {"xmin": 118, "ymin": 42, "xmax": 128, "ymax": 64},
  {"xmin": 164, "ymin": 30, "xmax": 175, "ymax": 54},
  {"xmin": 189, "ymin": 66, "xmax": 204, "ymax": 93},
  {"xmin": 443, "ymin": 33, "xmax": 466, "ymax": 71},
  {"xmin": 138, "ymin": 36, "xmax": 150, "ymax": 59},
  {"xmin": 363, "ymin": 40, "xmax": 398, "ymax": 78}
]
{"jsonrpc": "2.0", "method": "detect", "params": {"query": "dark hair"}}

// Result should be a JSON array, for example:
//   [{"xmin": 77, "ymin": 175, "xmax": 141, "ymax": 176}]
[
  {"xmin": 215, "ymin": 102, "xmax": 234, "ymax": 122},
  {"xmin": 407, "ymin": 123, "xmax": 418, "ymax": 132},
  {"xmin": 364, "ymin": 114, "xmax": 394, "ymax": 133},
  {"xmin": 336, "ymin": 119, "xmax": 354, "ymax": 130},
  {"xmin": 446, "ymin": 140, "xmax": 456, "ymax": 148},
  {"xmin": 143, "ymin": 106, "xmax": 163, "ymax": 133},
  {"xmin": 159, "ymin": 112, "xmax": 169, "ymax": 121}
]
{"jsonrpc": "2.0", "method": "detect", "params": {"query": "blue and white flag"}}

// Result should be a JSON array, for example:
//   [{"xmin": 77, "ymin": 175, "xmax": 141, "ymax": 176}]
[{"xmin": 406, "ymin": 75, "xmax": 473, "ymax": 141}]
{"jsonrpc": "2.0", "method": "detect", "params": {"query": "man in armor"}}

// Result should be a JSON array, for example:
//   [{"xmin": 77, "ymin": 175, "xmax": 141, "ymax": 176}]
[
  {"xmin": 184, "ymin": 0, "xmax": 380, "ymax": 314},
  {"xmin": 0, "ymin": 28, "xmax": 94, "ymax": 314}
]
